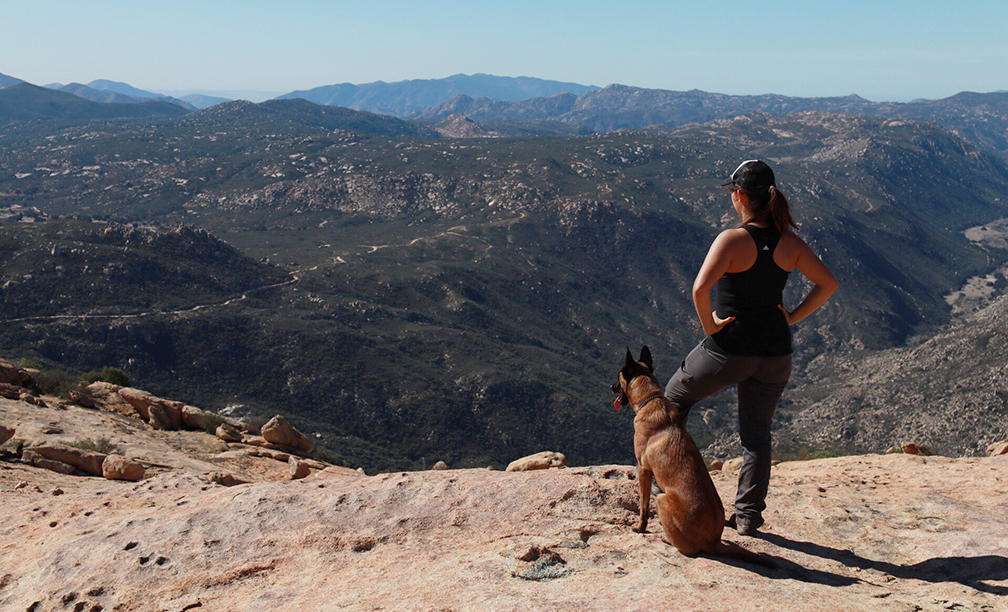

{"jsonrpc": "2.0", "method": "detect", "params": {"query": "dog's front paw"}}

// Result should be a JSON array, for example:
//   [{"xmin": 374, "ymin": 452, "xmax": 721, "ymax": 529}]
[{"xmin": 633, "ymin": 522, "xmax": 648, "ymax": 534}]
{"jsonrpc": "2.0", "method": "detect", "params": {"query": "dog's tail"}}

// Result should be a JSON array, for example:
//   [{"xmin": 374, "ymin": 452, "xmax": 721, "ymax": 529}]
[{"xmin": 714, "ymin": 540, "xmax": 777, "ymax": 569}]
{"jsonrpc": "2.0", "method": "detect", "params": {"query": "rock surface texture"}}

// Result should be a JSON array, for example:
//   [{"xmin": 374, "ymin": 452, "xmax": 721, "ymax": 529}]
[
  {"xmin": 3, "ymin": 393, "xmax": 1008, "ymax": 610},
  {"xmin": 3, "ymin": 447, "xmax": 1006, "ymax": 611}
]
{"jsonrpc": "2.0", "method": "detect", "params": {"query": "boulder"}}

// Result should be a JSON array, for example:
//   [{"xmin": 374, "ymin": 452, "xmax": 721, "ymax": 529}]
[
  {"xmin": 207, "ymin": 472, "xmax": 248, "ymax": 487},
  {"xmin": 241, "ymin": 434, "xmax": 280, "ymax": 448},
  {"xmin": 216, "ymin": 422, "xmax": 244, "ymax": 442},
  {"xmin": 102, "ymin": 455, "xmax": 145, "ymax": 481},
  {"xmin": 261, "ymin": 415, "xmax": 313, "ymax": 453},
  {"xmin": 87, "ymin": 381, "xmax": 122, "ymax": 395},
  {"xmin": 0, "ymin": 360, "xmax": 33, "ymax": 387},
  {"xmin": 0, "ymin": 383, "xmax": 24, "ymax": 400},
  {"xmin": 118, "ymin": 387, "xmax": 157, "ymax": 420},
  {"xmin": 987, "ymin": 440, "xmax": 1008, "ymax": 457},
  {"xmin": 30, "ymin": 444, "xmax": 107, "ymax": 476},
  {"xmin": 709, "ymin": 459, "xmax": 724, "ymax": 471},
  {"xmin": 901, "ymin": 442, "xmax": 931, "ymax": 456},
  {"xmin": 22, "ymin": 449, "xmax": 75, "ymax": 475},
  {"xmin": 149, "ymin": 403, "xmax": 182, "ymax": 430},
  {"xmin": 181, "ymin": 405, "xmax": 204, "ymax": 430},
  {"xmin": 301, "ymin": 457, "xmax": 328, "ymax": 470},
  {"xmin": 506, "ymin": 451, "xmax": 568, "ymax": 472},
  {"xmin": 68, "ymin": 390, "xmax": 97, "ymax": 408},
  {"xmin": 723, "ymin": 457, "xmax": 745, "ymax": 472},
  {"xmin": 289, "ymin": 457, "xmax": 311, "ymax": 479},
  {"xmin": 19, "ymin": 393, "xmax": 46, "ymax": 407},
  {"xmin": 244, "ymin": 448, "xmax": 291, "ymax": 462},
  {"xmin": 1, "ymin": 424, "xmax": 13, "ymax": 445},
  {"xmin": 432, "ymin": 461, "xmax": 448, "ymax": 470}
]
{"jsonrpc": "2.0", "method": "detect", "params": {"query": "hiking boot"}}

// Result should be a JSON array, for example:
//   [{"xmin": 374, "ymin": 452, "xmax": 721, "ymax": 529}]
[{"xmin": 727, "ymin": 513, "xmax": 763, "ymax": 536}]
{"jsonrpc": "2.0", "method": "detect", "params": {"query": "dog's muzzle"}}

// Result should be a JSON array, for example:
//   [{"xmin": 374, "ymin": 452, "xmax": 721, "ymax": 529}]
[{"xmin": 610, "ymin": 382, "xmax": 628, "ymax": 411}]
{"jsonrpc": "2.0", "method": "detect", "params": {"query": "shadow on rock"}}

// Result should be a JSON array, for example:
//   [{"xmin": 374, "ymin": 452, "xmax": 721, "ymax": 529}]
[
  {"xmin": 710, "ymin": 550, "xmax": 859, "ymax": 587},
  {"xmin": 759, "ymin": 532, "xmax": 1008, "ymax": 596}
]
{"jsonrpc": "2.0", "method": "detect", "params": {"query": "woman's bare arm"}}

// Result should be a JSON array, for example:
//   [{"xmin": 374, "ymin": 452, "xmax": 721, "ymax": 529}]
[
  {"xmin": 779, "ymin": 238, "xmax": 838, "ymax": 325},
  {"xmin": 692, "ymin": 231, "xmax": 740, "ymax": 335}
]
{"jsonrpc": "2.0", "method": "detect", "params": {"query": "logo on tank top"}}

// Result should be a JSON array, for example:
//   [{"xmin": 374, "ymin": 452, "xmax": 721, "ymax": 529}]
[{"xmin": 762, "ymin": 246, "xmax": 770, "ymax": 251}]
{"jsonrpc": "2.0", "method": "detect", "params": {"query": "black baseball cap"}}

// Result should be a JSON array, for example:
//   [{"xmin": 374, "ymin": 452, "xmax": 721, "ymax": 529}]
[{"xmin": 722, "ymin": 159, "xmax": 776, "ymax": 192}]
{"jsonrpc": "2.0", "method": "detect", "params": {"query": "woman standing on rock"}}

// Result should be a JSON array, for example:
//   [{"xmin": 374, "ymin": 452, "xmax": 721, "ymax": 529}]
[{"xmin": 664, "ymin": 159, "xmax": 838, "ymax": 536}]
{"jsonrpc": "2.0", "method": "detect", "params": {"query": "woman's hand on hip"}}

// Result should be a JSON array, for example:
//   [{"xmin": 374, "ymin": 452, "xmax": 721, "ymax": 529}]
[
  {"xmin": 706, "ymin": 311, "xmax": 735, "ymax": 335},
  {"xmin": 778, "ymin": 304, "xmax": 793, "ymax": 326}
]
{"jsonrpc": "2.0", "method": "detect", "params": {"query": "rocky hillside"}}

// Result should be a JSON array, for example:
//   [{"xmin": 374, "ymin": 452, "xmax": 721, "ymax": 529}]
[
  {"xmin": 1, "ymin": 106, "xmax": 1007, "ymax": 470},
  {"xmin": 413, "ymin": 85, "xmax": 1008, "ymax": 160},
  {"xmin": 2, "ymin": 384, "xmax": 1007, "ymax": 611},
  {"xmin": 0, "ymin": 220, "xmax": 287, "ymax": 319}
]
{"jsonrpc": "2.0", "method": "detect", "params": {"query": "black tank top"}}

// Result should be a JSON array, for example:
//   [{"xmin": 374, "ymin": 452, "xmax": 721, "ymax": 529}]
[{"xmin": 705, "ymin": 224, "xmax": 792, "ymax": 356}]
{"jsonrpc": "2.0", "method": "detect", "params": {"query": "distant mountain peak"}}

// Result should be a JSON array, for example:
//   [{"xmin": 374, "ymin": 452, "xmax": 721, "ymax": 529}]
[
  {"xmin": 0, "ymin": 71, "xmax": 25, "ymax": 89},
  {"xmin": 432, "ymin": 114, "xmax": 492, "ymax": 138},
  {"xmin": 87, "ymin": 79, "xmax": 159, "ymax": 99},
  {"xmin": 276, "ymin": 74, "xmax": 598, "ymax": 117}
]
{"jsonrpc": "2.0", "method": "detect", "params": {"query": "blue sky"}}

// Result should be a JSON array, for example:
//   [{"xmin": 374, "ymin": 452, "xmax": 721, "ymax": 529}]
[{"xmin": 2, "ymin": 0, "xmax": 1005, "ymax": 102}]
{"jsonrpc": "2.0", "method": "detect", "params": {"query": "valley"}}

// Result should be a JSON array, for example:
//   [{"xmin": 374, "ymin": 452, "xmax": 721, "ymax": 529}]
[{"xmin": 1, "ymin": 100, "xmax": 1007, "ymax": 471}]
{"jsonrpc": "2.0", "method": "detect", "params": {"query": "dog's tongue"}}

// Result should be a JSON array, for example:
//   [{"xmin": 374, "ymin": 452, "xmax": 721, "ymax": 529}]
[{"xmin": 614, "ymin": 396, "xmax": 622, "ymax": 411}]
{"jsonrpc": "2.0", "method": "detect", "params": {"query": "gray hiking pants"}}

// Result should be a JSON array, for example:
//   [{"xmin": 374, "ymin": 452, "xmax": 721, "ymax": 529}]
[{"xmin": 664, "ymin": 341, "xmax": 792, "ymax": 523}]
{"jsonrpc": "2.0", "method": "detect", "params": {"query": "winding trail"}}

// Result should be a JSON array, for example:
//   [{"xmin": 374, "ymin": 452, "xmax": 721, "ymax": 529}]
[{"xmin": 2, "ymin": 274, "xmax": 299, "ymax": 324}]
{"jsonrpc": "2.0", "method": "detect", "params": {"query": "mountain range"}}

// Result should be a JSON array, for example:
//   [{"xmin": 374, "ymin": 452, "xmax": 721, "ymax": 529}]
[
  {"xmin": 276, "ymin": 73, "xmax": 598, "ymax": 117},
  {"xmin": 412, "ymin": 85, "xmax": 1008, "ymax": 160},
  {"xmin": 1, "ymin": 97, "xmax": 1006, "ymax": 470},
  {"xmin": 3, "ymin": 70, "xmax": 1008, "ymax": 162},
  {"xmin": 0, "ymin": 83, "xmax": 190, "ymax": 126}
]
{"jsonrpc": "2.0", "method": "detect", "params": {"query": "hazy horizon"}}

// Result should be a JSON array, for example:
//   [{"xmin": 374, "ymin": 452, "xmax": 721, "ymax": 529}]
[{"xmin": 3, "ymin": 0, "xmax": 1006, "ymax": 103}]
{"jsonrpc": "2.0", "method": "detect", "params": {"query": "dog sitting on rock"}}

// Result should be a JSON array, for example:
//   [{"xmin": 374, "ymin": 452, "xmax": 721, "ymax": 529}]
[{"xmin": 613, "ymin": 346, "xmax": 773, "ymax": 566}]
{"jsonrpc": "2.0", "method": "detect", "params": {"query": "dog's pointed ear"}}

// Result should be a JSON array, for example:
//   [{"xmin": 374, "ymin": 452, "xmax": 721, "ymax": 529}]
[
  {"xmin": 623, "ymin": 347, "xmax": 635, "ymax": 372},
  {"xmin": 639, "ymin": 346, "xmax": 653, "ymax": 372}
]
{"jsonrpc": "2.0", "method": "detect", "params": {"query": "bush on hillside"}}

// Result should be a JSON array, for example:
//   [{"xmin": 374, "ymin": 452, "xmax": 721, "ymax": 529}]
[
  {"xmin": 35, "ymin": 369, "xmax": 79, "ymax": 397},
  {"xmin": 200, "ymin": 412, "xmax": 229, "ymax": 435},
  {"xmin": 69, "ymin": 437, "xmax": 119, "ymax": 455},
  {"xmin": 82, "ymin": 366, "xmax": 130, "ymax": 387}
]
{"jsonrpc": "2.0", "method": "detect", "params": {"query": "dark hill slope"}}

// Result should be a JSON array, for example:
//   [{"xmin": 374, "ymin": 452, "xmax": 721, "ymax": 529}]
[
  {"xmin": 0, "ymin": 220, "xmax": 287, "ymax": 319},
  {"xmin": 787, "ymin": 290, "xmax": 1008, "ymax": 457},
  {"xmin": 0, "ymin": 83, "xmax": 190, "ymax": 125},
  {"xmin": 178, "ymin": 99, "xmax": 439, "ymax": 138}
]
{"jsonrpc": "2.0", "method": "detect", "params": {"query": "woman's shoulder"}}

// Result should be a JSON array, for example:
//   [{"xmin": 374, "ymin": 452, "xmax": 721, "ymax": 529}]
[
  {"xmin": 774, "ymin": 229, "xmax": 813, "ymax": 268},
  {"xmin": 715, "ymin": 227, "xmax": 753, "ymax": 245},
  {"xmin": 778, "ymin": 229, "xmax": 810, "ymax": 251}
]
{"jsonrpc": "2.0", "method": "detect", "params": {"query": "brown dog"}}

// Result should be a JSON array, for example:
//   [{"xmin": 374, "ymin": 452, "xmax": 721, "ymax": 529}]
[{"xmin": 614, "ymin": 346, "xmax": 773, "ymax": 565}]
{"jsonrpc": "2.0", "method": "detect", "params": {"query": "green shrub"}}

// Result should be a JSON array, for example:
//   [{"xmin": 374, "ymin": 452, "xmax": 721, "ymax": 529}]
[
  {"xmin": 241, "ymin": 414, "xmax": 270, "ymax": 434},
  {"xmin": 82, "ymin": 366, "xmax": 130, "ymax": 387},
  {"xmin": 779, "ymin": 446, "xmax": 845, "ymax": 462},
  {"xmin": 35, "ymin": 369, "xmax": 79, "ymax": 397},
  {"xmin": 310, "ymin": 445, "xmax": 341, "ymax": 466},
  {"xmin": 69, "ymin": 437, "xmax": 119, "ymax": 455},
  {"xmin": 201, "ymin": 412, "xmax": 229, "ymax": 435},
  {"xmin": 800, "ymin": 449, "xmax": 841, "ymax": 461},
  {"xmin": 17, "ymin": 358, "xmax": 42, "ymax": 370}
]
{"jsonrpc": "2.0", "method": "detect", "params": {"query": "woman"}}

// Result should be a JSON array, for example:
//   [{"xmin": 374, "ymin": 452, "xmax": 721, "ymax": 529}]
[{"xmin": 664, "ymin": 159, "xmax": 838, "ymax": 536}]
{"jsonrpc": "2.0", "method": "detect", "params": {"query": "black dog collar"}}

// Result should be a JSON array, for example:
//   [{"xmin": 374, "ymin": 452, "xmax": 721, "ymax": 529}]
[{"xmin": 633, "ymin": 392, "xmax": 666, "ymax": 412}]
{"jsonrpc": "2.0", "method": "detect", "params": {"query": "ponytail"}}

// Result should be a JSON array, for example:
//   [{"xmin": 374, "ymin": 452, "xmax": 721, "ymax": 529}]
[
  {"xmin": 768, "ymin": 186, "xmax": 800, "ymax": 234},
  {"xmin": 739, "ymin": 185, "xmax": 800, "ymax": 233}
]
